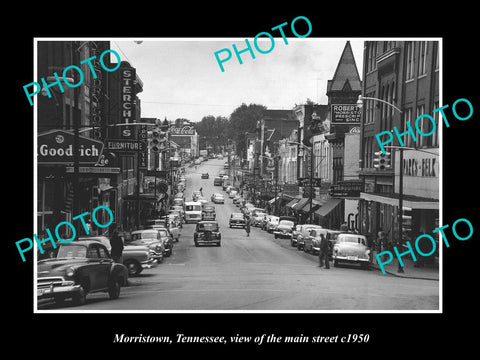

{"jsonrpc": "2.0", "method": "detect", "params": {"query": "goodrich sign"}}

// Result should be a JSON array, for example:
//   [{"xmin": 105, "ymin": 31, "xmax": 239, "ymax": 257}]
[{"xmin": 38, "ymin": 130, "xmax": 104, "ymax": 165}]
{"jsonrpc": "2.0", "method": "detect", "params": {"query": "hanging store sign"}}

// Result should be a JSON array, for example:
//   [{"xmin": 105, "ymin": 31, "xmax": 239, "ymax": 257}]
[
  {"xmin": 120, "ymin": 63, "xmax": 136, "ymax": 139},
  {"xmin": 331, "ymin": 104, "xmax": 361, "ymax": 124},
  {"xmin": 170, "ymin": 126, "xmax": 196, "ymax": 135},
  {"xmin": 38, "ymin": 130, "xmax": 104, "ymax": 165}
]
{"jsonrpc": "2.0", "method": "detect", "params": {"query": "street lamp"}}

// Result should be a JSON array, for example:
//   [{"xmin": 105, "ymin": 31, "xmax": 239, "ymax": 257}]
[{"xmin": 356, "ymin": 95, "xmax": 403, "ymax": 114}]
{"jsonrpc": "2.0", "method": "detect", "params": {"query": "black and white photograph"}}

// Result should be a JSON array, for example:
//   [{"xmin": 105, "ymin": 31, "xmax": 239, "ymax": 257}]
[
  {"xmin": 33, "ymin": 38, "xmax": 441, "ymax": 312},
  {"xmin": 7, "ymin": 5, "xmax": 478, "ymax": 355}
]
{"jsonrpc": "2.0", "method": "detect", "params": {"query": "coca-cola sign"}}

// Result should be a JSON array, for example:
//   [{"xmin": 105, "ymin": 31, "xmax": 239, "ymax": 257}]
[{"xmin": 170, "ymin": 126, "xmax": 196, "ymax": 135}]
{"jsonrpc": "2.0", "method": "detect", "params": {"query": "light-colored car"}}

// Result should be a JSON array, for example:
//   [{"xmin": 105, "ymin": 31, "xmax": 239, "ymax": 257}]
[
  {"xmin": 265, "ymin": 216, "xmax": 279, "ymax": 233},
  {"xmin": 274, "ymin": 220, "xmax": 295, "ymax": 239},
  {"xmin": 293, "ymin": 224, "xmax": 323, "ymax": 250},
  {"xmin": 303, "ymin": 228, "xmax": 341, "ymax": 255},
  {"xmin": 229, "ymin": 189, "xmax": 238, "ymax": 199},
  {"xmin": 211, "ymin": 193, "xmax": 225, "ymax": 204},
  {"xmin": 332, "ymin": 233, "xmax": 371, "ymax": 268},
  {"xmin": 252, "ymin": 212, "xmax": 267, "ymax": 227},
  {"xmin": 130, "ymin": 229, "xmax": 165, "ymax": 262}
]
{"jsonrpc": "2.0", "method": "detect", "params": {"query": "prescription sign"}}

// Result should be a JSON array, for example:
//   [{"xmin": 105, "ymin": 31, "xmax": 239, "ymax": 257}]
[{"xmin": 331, "ymin": 104, "xmax": 361, "ymax": 124}]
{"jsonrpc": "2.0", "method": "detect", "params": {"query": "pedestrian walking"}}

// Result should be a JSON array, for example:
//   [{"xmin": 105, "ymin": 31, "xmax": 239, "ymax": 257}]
[
  {"xmin": 109, "ymin": 230, "xmax": 124, "ymax": 263},
  {"xmin": 245, "ymin": 216, "xmax": 251, "ymax": 237},
  {"xmin": 318, "ymin": 233, "xmax": 330, "ymax": 269}
]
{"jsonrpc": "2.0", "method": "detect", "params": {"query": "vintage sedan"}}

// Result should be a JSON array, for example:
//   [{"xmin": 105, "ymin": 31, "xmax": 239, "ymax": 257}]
[
  {"xmin": 303, "ymin": 228, "xmax": 342, "ymax": 255},
  {"xmin": 37, "ymin": 240, "xmax": 128, "ymax": 306},
  {"xmin": 252, "ymin": 212, "xmax": 267, "ymax": 227},
  {"xmin": 274, "ymin": 220, "xmax": 295, "ymax": 239},
  {"xmin": 123, "ymin": 243, "xmax": 159, "ymax": 275},
  {"xmin": 131, "ymin": 228, "xmax": 173, "ymax": 257},
  {"xmin": 201, "ymin": 173, "xmax": 209, "ymax": 179},
  {"xmin": 229, "ymin": 212, "xmax": 246, "ymax": 228},
  {"xmin": 211, "ymin": 193, "xmax": 225, "ymax": 204},
  {"xmin": 265, "ymin": 216, "xmax": 280, "ymax": 233},
  {"xmin": 194, "ymin": 221, "xmax": 221, "ymax": 247},
  {"xmin": 332, "ymin": 233, "xmax": 371, "ymax": 268},
  {"xmin": 202, "ymin": 202, "xmax": 216, "ymax": 220},
  {"xmin": 294, "ymin": 224, "xmax": 323, "ymax": 250}
]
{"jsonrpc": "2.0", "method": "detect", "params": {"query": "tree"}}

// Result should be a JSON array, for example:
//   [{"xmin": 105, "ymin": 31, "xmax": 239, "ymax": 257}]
[
  {"xmin": 227, "ymin": 103, "xmax": 266, "ymax": 157},
  {"xmin": 195, "ymin": 115, "xmax": 229, "ymax": 152}
]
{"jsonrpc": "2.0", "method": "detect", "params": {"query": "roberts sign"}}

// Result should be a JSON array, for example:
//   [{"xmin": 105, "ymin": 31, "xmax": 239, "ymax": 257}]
[{"xmin": 38, "ymin": 129, "xmax": 104, "ymax": 164}]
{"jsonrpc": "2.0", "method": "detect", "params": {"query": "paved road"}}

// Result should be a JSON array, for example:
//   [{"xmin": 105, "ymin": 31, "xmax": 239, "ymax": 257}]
[{"xmin": 39, "ymin": 159, "xmax": 439, "ymax": 311}]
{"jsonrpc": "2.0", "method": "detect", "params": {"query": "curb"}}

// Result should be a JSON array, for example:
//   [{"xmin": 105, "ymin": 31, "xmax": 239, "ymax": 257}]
[{"xmin": 370, "ymin": 263, "xmax": 439, "ymax": 281}]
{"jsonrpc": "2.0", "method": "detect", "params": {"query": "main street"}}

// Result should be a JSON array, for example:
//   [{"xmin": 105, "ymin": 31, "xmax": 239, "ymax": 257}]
[{"xmin": 39, "ymin": 158, "xmax": 439, "ymax": 311}]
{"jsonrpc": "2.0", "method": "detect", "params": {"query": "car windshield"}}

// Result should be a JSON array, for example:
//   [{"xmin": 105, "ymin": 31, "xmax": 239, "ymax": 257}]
[
  {"xmin": 231, "ymin": 213, "xmax": 244, "ymax": 219},
  {"xmin": 186, "ymin": 205, "xmax": 201, "ymax": 211},
  {"xmin": 132, "ymin": 232, "xmax": 158, "ymax": 240},
  {"xmin": 279, "ymin": 220, "xmax": 294, "ymax": 227},
  {"xmin": 197, "ymin": 223, "xmax": 219, "ymax": 231},
  {"xmin": 339, "ymin": 234, "xmax": 366, "ymax": 245},
  {"xmin": 203, "ymin": 205, "xmax": 215, "ymax": 212},
  {"xmin": 57, "ymin": 245, "xmax": 87, "ymax": 258}
]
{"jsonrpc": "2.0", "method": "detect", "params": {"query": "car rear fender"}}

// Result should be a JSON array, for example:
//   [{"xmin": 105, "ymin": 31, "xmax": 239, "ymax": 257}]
[{"xmin": 110, "ymin": 263, "xmax": 128, "ymax": 285}]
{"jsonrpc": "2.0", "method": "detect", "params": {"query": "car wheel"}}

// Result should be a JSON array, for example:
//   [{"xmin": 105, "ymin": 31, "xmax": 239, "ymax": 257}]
[
  {"xmin": 72, "ymin": 286, "xmax": 86, "ymax": 306},
  {"xmin": 108, "ymin": 278, "xmax": 121, "ymax": 299},
  {"xmin": 124, "ymin": 260, "xmax": 142, "ymax": 276},
  {"xmin": 194, "ymin": 242, "xmax": 198, "ymax": 247}
]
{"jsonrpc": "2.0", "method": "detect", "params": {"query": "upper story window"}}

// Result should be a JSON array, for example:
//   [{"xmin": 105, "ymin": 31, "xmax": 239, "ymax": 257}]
[{"xmin": 406, "ymin": 42, "xmax": 415, "ymax": 80}]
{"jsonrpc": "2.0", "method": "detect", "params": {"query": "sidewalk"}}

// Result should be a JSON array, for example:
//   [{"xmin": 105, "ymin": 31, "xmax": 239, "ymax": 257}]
[{"xmin": 370, "ymin": 256, "xmax": 439, "ymax": 281}]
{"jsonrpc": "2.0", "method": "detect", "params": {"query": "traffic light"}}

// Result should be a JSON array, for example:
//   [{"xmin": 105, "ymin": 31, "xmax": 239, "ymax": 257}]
[
  {"xmin": 150, "ymin": 128, "xmax": 166, "ymax": 153},
  {"xmin": 373, "ymin": 151, "xmax": 391, "ymax": 170}
]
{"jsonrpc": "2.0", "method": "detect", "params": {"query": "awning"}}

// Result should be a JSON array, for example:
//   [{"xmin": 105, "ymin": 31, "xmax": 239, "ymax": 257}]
[
  {"xmin": 268, "ymin": 193, "xmax": 282, "ymax": 204},
  {"xmin": 360, "ymin": 192, "xmax": 439, "ymax": 210},
  {"xmin": 292, "ymin": 198, "xmax": 310, "ymax": 211},
  {"xmin": 314, "ymin": 198, "xmax": 343, "ymax": 217},
  {"xmin": 299, "ymin": 199, "xmax": 324, "ymax": 213},
  {"xmin": 286, "ymin": 197, "xmax": 301, "ymax": 208}
]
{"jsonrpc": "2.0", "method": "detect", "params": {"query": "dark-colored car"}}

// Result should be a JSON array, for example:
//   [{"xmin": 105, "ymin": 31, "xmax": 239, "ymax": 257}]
[
  {"xmin": 37, "ymin": 240, "xmax": 128, "ymax": 306},
  {"xmin": 229, "ymin": 213, "xmax": 246, "ymax": 228},
  {"xmin": 194, "ymin": 221, "xmax": 221, "ymax": 247},
  {"xmin": 274, "ymin": 220, "xmax": 295, "ymax": 239},
  {"xmin": 202, "ymin": 202, "xmax": 216, "ymax": 220},
  {"xmin": 201, "ymin": 173, "xmax": 209, "ymax": 179},
  {"xmin": 213, "ymin": 177, "xmax": 223, "ymax": 186}
]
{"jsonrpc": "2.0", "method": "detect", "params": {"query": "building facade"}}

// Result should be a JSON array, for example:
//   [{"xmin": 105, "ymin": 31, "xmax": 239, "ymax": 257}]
[{"xmin": 358, "ymin": 40, "xmax": 440, "ymax": 251}]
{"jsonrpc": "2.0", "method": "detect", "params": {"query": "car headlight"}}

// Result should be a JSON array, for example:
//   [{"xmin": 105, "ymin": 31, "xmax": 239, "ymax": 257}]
[{"xmin": 65, "ymin": 266, "xmax": 76, "ymax": 277}]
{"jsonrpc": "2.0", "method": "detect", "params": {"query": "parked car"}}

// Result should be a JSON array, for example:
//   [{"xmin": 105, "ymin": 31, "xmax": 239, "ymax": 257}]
[
  {"xmin": 37, "ymin": 240, "xmax": 128, "ymax": 306},
  {"xmin": 222, "ymin": 181, "xmax": 231, "ymax": 191},
  {"xmin": 293, "ymin": 224, "xmax": 323, "ymax": 250},
  {"xmin": 274, "ymin": 220, "xmax": 295, "ymax": 239},
  {"xmin": 170, "ymin": 205, "xmax": 185, "ymax": 219},
  {"xmin": 303, "ymin": 228, "xmax": 341, "ymax": 255},
  {"xmin": 155, "ymin": 227, "xmax": 175, "ymax": 256},
  {"xmin": 233, "ymin": 194, "xmax": 242, "ymax": 206},
  {"xmin": 217, "ymin": 154, "xmax": 223, "ymax": 160},
  {"xmin": 194, "ymin": 159, "xmax": 201, "ymax": 165},
  {"xmin": 172, "ymin": 197, "xmax": 184, "ymax": 208},
  {"xmin": 202, "ymin": 202, "xmax": 216, "ymax": 220},
  {"xmin": 229, "ymin": 213, "xmax": 246, "ymax": 228},
  {"xmin": 265, "ymin": 216, "xmax": 280, "ymax": 233},
  {"xmin": 201, "ymin": 173, "xmax": 209, "ymax": 179},
  {"xmin": 214, "ymin": 177, "xmax": 223, "ymax": 186},
  {"xmin": 130, "ymin": 229, "xmax": 165, "ymax": 261},
  {"xmin": 211, "ymin": 193, "xmax": 225, "ymax": 204},
  {"xmin": 332, "ymin": 233, "xmax": 371, "ymax": 268},
  {"xmin": 229, "ymin": 189, "xmax": 238, "ymax": 199},
  {"xmin": 123, "ymin": 243, "xmax": 160, "ymax": 274},
  {"xmin": 194, "ymin": 221, "xmax": 221, "ymax": 247},
  {"xmin": 252, "ymin": 211, "xmax": 267, "ymax": 227}
]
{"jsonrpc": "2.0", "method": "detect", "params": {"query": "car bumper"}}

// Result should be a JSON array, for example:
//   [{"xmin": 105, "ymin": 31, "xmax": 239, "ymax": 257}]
[
  {"xmin": 230, "ymin": 222, "xmax": 245, "ymax": 228},
  {"xmin": 334, "ymin": 255, "xmax": 370, "ymax": 263},
  {"xmin": 274, "ymin": 231, "xmax": 292, "ymax": 238},
  {"xmin": 142, "ymin": 258, "xmax": 158, "ymax": 269},
  {"xmin": 37, "ymin": 281, "xmax": 82, "ymax": 300}
]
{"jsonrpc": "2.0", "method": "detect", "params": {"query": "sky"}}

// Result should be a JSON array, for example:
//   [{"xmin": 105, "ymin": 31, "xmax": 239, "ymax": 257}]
[{"xmin": 110, "ymin": 38, "xmax": 364, "ymax": 123}]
